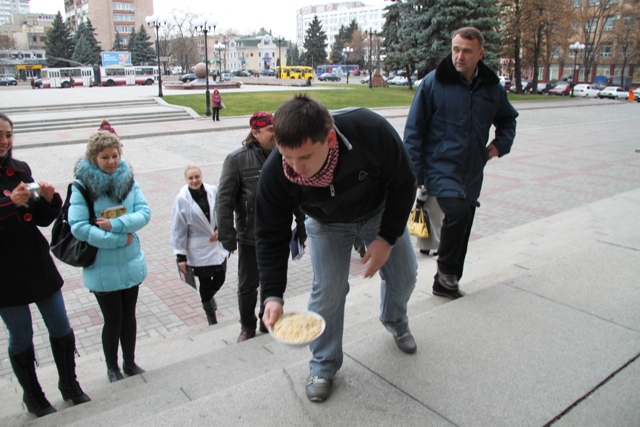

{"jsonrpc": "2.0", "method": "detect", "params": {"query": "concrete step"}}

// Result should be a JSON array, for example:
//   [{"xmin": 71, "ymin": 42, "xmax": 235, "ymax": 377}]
[{"xmin": 3, "ymin": 100, "xmax": 156, "ymax": 115}]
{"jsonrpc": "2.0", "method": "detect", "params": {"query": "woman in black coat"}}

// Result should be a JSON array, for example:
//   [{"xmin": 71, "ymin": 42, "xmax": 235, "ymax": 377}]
[{"xmin": 0, "ymin": 113, "xmax": 90, "ymax": 418}]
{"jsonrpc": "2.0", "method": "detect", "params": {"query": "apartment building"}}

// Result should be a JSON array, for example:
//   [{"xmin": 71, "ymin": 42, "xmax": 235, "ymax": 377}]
[
  {"xmin": 0, "ymin": 13, "xmax": 51, "ymax": 78},
  {"xmin": 0, "ymin": 0, "xmax": 30, "ymax": 25},
  {"xmin": 296, "ymin": 2, "xmax": 385, "ymax": 53},
  {"xmin": 64, "ymin": 0, "xmax": 153, "ymax": 50}
]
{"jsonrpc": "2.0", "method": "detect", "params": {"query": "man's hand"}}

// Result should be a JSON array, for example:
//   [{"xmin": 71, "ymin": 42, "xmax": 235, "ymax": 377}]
[
  {"xmin": 362, "ymin": 239, "xmax": 392, "ymax": 278},
  {"xmin": 262, "ymin": 300, "xmax": 284, "ymax": 328},
  {"xmin": 487, "ymin": 143, "xmax": 500, "ymax": 159},
  {"xmin": 178, "ymin": 261, "xmax": 188, "ymax": 273}
]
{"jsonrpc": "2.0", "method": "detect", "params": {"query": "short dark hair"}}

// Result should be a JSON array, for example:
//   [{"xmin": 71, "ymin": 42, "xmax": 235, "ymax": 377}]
[
  {"xmin": 453, "ymin": 27, "xmax": 484, "ymax": 49},
  {"xmin": 273, "ymin": 94, "xmax": 333, "ymax": 149},
  {"xmin": 0, "ymin": 113, "xmax": 13, "ymax": 129}
]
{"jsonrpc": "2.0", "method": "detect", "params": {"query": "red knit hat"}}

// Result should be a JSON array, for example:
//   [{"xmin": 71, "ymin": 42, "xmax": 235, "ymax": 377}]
[
  {"xmin": 249, "ymin": 111, "xmax": 274, "ymax": 130},
  {"xmin": 98, "ymin": 119, "xmax": 117, "ymax": 135}
]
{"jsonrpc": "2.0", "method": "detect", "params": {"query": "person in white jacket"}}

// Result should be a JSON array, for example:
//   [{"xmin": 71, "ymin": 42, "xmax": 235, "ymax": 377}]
[{"xmin": 171, "ymin": 164, "xmax": 229, "ymax": 325}]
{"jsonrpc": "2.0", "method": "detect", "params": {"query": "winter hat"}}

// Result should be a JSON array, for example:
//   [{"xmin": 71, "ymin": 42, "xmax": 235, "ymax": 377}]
[
  {"xmin": 98, "ymin": 118, "xmax": 117, "ymax": 135},
  {"xmin": 249, "ymin": 111, "xmax": 274, "ymax": 130}
]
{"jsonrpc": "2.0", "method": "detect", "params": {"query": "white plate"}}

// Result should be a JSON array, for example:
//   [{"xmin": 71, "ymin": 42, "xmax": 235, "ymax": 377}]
[{"xmin": 268, "ymin": 310, "xmax": 326, "ymax": 347}]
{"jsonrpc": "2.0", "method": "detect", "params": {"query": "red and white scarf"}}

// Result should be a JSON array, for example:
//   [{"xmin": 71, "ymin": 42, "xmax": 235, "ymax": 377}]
[{"xmin": 283, "ymin": 142, "xmax": 339, "ymax": 187}]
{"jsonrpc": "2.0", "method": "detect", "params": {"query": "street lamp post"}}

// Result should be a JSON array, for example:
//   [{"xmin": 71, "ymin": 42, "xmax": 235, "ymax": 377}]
[
  {"xmin": 145, "ymin": 15, "xmax": 168, "ymax": 97},
  {"xmin": 342, "ymin": 46, "xmax": 353, "ymax": 84},
  {"xmin": 194, "ymin": 17, "xmax": 218, "ymax": 117},
  {"xmin": 569, "ymin": 41, "xmax": 585, "ymax": 97},
  {"xmin": 215, "ymin": 43, "xmax": 224, "ymax": 77},
  {"xmin": 365, "ymin": 29, "xmax": 374, "ymax": 89},
  {"xmin": 276, "ymin": 37, "xmax": 283, "ymax": 78}
]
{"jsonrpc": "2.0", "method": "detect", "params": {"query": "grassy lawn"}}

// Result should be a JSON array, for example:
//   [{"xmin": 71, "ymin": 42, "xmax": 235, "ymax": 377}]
[{"xmin": 163, "ymin": 84, "xmax": 562, "ymax": 117}]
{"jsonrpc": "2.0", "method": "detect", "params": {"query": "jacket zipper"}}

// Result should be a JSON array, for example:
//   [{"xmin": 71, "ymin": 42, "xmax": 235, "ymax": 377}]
[{"xmin": 330, "ymin": 184, "xmax": 335, "ymax": 197}]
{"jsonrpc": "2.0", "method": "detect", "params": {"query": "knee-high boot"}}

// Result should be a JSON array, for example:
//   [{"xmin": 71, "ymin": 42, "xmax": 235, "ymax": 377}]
[
  {"xmin": 50, "ymin": 330, "xmax": 91, "ymax": 405},
  {"xmin": 9, "ymin": 345, "xmax": 57, "ymax": 417},
  {"xmin": 202, "ymin": 296, "xmax": 217, "ymax": 325}
]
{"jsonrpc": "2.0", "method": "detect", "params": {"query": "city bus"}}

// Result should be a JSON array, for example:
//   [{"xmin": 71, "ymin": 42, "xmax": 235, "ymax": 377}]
[
  {"xmin": 276, "ymin": 66, "xmax": 314, "ymax": 83},
  {"xmin": 100, "ymin": 66, "xmax": 158, "ymax": 86},
  {"xmin": 39, "ymin": 67, "xmax": 94, "ymax": 88}
]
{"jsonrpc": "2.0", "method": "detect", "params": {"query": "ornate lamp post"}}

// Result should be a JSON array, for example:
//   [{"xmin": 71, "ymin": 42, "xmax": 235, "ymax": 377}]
[
  {"xmin": 215, "ymin": 43, "xmax": 225, "ymax": 77},
  {"xmin": 342, "ymin": 46, "xmax": 353, "ymax": 84},
  {"xmin": 569, "ymin": 41, "xmax": 585, "ymax": 97},
  {"xmin": 276, "ymin": 36, "xmax": 284, "ymax": 78},
  {"xmin": 145, "ymin": 15, "xmax": 168, "ymax": 97},
  {"xmin": 365, "ymin": 28, "xmax": 374, "ymax": 89},
  {"xmin": 194, "ymin": 17, "xmax": 217, "ymax": 117}
]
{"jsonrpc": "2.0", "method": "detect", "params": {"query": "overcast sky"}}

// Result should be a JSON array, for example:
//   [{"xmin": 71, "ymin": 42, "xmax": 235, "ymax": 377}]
[{"xmin": 28, "ymin": 0, "xmax": 391, "ymax": 41}]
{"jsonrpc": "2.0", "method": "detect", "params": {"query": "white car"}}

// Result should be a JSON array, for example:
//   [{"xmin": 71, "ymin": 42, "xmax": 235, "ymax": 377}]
[
  {"xmin": 597, "ymin": 86, "xmax": 629, "ymax": 100},
  {"xmin": 572, "ymin": 84, "xmax": 599, "ymax": 98}
]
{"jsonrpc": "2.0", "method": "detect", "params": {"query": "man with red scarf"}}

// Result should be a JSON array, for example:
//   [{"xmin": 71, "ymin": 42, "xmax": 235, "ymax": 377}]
[{"xmin": 256, "ymin": 95, "xmax": 418, "ymax": 403}]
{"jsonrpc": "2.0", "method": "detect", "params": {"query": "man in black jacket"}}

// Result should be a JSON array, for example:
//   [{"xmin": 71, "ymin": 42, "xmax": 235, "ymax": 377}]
[
  {"xmin": 216, "ymin": 112, "xmax": 277, "ymax": 342},
  {"xmin": 256, "ymin": 95, "xmax": 418, "ymax": 403},
  {"xmin": 404, "ymin": 27, "xmax": 518, "ymax": 300}
]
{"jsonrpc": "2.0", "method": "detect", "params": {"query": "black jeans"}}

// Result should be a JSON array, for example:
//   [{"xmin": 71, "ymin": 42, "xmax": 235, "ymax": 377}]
[
  {"xmin": 436, "ymin": 198, "xmax": 477, "ymax": 280},
  {"xmin": 212, "ymin": 108, "xmax": 220, "ymax": 121},
  {"xmin": 237, "ymin": 244, "xmax": 264, "ymax": 331},
  {"xmin": 193, "ymin": 259, "xmax": 227, "ymax": 302},
  {"xmin": 94, "ymin": 285, "xmax": 140, "ymax": 367}
]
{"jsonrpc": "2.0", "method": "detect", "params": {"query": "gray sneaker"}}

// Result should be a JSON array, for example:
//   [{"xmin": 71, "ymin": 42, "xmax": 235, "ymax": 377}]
[
  {"xmin": 394, "ymin": 332, "xmax": 417, "ymax": 354},
  {"xmin": 305, "ymin": 375, "xmax": 331, "ymax": 402}
]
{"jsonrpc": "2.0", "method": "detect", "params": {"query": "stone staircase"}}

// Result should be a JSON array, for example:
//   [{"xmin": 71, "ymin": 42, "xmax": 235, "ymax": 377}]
[
  {"xmin": 1, "ymin": 189, "xmax": 639, "ymax": 426},
  {"xmin": 7, "ymin": 100, "xmax": 197, "ymax": 134}
]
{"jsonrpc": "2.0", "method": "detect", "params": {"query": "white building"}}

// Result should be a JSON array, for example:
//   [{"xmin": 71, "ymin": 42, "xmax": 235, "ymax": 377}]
[
  {"xmin": 0, "ymin": 0, "xmax": 30, "ymax": 25},
  {"xmin": 296, "ymin": 2, "xmax": 386, "ymax": 53}
]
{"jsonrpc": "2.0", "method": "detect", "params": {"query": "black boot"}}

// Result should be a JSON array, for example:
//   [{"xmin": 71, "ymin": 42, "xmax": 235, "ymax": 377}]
[
  {"xmin": 122, "ymin": 361, "xmax": 146, "ymax": 376},
  {"xmin": 202, "ymin": 297, "xmax": 218, "ymax": 325},
  {"xmin": 9, "ymin": 345, "xmax": 57, "ymax": 417},
  {"xmin": 50, "ymin": 331, "xmax": 91, "ymax": 405},
  {"xmin": 106, "ymin": 363, "xmax": 124, "ymax": 382}
]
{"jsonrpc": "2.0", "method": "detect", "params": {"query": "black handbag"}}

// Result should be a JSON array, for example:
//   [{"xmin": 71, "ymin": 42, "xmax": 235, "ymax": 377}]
[{"xmin": 50, "ymin": 182, "xmax": 98, "ymax": 267}]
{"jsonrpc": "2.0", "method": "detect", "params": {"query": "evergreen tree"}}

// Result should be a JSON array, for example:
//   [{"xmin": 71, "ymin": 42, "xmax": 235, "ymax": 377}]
[
  {"xmin": 129, "ymin": 25, "xmax": 156, "ymax": 65},
  {"xmin": 72, "ymin": 35, "xmax": 95, "ymax": 65},
  {"xmin": 73, "ymin": 20, "xmax": 101, "ymax": 65},
  {"xmin": 303, "ymin": 16, "xmax": 327, "ymax": 68},
  {"xmin": 112, "ymin": 31, "xmax": 124, "ymax": 51},
  {"xmin": 45, "ymin": 12, "xmax": 74, "ymax": 67},
  {"xmin": 331, "ymin": 19, "xmax": 359, "ymax": 63}
]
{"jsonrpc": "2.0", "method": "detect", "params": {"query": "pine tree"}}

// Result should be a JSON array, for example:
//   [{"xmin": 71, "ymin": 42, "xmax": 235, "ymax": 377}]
[
  {"xmin": 81, "ymin": 18, "xmax": 102, "ymax": 64},
  {"xmin": 127, "ymin": 26, "xmax": 137, "ymax": 63},
  {"xmin": 72, "ymin": 35, "xmax": 95, "ymax": 65},
  {"xmin": 112, "ymin": 31, "xmax": 124, "ymax": 51},
  {"xmin": 45, "ymin": 12, "xmax": 74, "ymax": 67},
  {"xmin": 134, "ymin": 25, "xmax": 157, "ymax": 65},
  {"xmin": 331, "ymin": 19, "xmax": 360, "ymax": 63},
  {"xmin": 303, "ymin": 16, "xmax": 327, "ymax": 68},
  {"xmin": 73, "ymin": 20, "xmax": 101, "ymax": 65}
]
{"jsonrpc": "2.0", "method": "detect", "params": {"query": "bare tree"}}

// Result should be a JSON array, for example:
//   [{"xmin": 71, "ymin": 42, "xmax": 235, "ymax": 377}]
[
  {"xmin": 164, "ymin": 8, "xmax": 201, "ymax": 72},
  {"xmin": 612, "ymin": 1, "xmax": 640, "ymax": 88},
  {"xmin": 574, "ymin": 0, "xmax": 618, "ymax": 83}
]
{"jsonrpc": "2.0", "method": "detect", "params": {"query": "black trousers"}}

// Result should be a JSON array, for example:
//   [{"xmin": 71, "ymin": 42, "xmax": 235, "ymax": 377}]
[
  {"xmin": 237, "ymin": 244, "xmax": 264, "ymax": 331},
  {"xmin": 193, "ymin": 259, "xmax": 227, "ymax": 302},
  {"xmin": 212, "ymin": 108, "xmax": 220, "ymax": 121},
  {"xmin": 94, "ymin": 285, "xmax": 140, "ymax": 367},
  {"xmin": 436, "ymin": 198, "xmax": 477, "ymax": 280}
]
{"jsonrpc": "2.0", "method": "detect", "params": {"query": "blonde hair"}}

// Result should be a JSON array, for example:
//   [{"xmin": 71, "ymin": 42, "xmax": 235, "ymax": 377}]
[
  {"xmin": 184, "ymin": 163, "xmax": 201, "ymax": 176},
  {"xmin": 85, "ymin": 131, "xmax": 122, "ymax": 163}
]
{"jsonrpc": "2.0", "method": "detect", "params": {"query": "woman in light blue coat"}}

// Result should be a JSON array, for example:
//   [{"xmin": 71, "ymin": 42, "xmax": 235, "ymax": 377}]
[
  {"xmin": 68, "ymin": 123, "xmax": 151, "ymax": 383},
  {"xmin": 171, "ymin": 164, "xmax": 228, "ymax": 325}
]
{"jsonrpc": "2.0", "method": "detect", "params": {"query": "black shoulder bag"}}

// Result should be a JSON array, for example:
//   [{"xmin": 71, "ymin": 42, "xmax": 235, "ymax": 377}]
[{"xmin": 50, "ymin": 182, "xmax": 99, "ymax": 267}]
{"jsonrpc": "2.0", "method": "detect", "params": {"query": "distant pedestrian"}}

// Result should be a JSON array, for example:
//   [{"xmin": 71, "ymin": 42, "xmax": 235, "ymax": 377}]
[
  {"xmin": 30, "ymin": 77, "xmax": 35, "ymax": 89},
  {"xmin": 171, "ymin": 163, "xmax": 228, "ymax": 325},
  {"xmin": 211, "ymin": 89, "xmax": 222, "ymax": 121},
  {"xmin": 404, "ymin": 27, "xmax": 518, "ymax": 299}
]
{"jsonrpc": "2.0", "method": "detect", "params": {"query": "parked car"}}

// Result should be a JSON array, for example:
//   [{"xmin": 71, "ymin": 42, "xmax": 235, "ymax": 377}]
[
  {"xmin": 509, "ymin": 80, "xmax": 532, "ymax": 93},
  {"xmin": 572, "ymin": 84, "xmax": 600, "ymax": 98},
  {"xmin": 262, "ymin": 69, "xmax": 275, "ymax": 76},
  {"xmin": 499, "ymin": 76, "xmax": 511, "ymax": 91},
  {"xmin": 180, "ymin": 73, "xmax": 197, "ymax": 83},
  {"xmin": 635, "ymin": 90, "xmax": 640, "ymax": 102},
  {"xmin": 387, "ymin": 75, "xmax": 408, "ymax": 85},
  {"xmin": 0, "ymin": 77, "xmax": 18, "ymax": 86},
  {"xmin": 220, "ymin": 73, "xmax": 232, "ymax": 81},
  {"xmin": 548, "ymin": 82, "xmax": 572, "ymax": 96},
  {"xmin": 318, "ymin": 73, "xmax": 341, "ymax": 82},
  {"xmin": 360, "ymin": 75, "xmax": 370, "ymax": 84},
  {"xmin": 597, "ymin": 86, "xmax": 629, "ymax": 100}
]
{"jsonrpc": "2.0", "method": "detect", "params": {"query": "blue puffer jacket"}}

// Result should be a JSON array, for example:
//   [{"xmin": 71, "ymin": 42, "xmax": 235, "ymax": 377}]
[
  {"xmin": 68, "ymin": 158, "xmax": 151, "ymax": 292},
  {"xmin": 404, "ymin": 55, "xmax": 518, "ymax": 205}
]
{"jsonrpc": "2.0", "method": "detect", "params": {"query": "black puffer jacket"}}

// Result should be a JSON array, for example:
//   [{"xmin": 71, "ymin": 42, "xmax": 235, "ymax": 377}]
[{"xmin": 0, "ymin": 153, "xmax": 63, "ymax": 308}]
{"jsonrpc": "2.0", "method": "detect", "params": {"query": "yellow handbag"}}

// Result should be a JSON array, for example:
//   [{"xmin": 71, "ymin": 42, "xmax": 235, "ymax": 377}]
[{"xmin": 407, "ymin": 207, "xmax": 430, "ymax": 238}]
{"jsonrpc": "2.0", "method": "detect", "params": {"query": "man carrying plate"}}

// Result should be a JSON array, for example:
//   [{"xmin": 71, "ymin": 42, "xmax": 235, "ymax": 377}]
[{"xmin": 256, "ymin": 94, "xmax": 418, "ymax": 403}]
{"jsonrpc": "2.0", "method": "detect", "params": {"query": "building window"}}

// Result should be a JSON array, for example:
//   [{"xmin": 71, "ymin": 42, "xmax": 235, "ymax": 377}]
[
  {"xmin": 114, "ymin": 14, "xmax": 135, "ymax": 22},
  {"xmin": 603, "ymin": 16, "xmax": 616, "ymax": 31},
  {"xmin": 113, "ymin": 2, "xmax": 135, "ymax": 11},
  {"xmin": 115, "ymin": 26, "xmax": 135, "ymax": 34},
  {"xmin": 600, "ymin": 43, "xmax": 612, "ymax": 57},
  {"xmin": 586, "ymin": 18, "xmax": 598, "ymax": 32}
]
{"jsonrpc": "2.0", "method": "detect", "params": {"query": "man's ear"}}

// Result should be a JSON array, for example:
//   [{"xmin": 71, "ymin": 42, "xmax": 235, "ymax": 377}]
[{"xmin": 327, "ymin": 129, "xmax": 337, "ymax": 148}]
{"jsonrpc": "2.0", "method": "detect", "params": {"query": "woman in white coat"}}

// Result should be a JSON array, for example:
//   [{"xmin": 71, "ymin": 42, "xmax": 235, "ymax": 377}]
[{"xmin": 171, "ymin": 164, "xmax": 228, "ymax": 325}]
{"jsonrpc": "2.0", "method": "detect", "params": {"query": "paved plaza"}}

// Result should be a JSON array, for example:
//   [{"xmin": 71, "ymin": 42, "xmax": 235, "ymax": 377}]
[{"xmin": 0, "ymin": 88, "xmax": 639, "ymax": 384}]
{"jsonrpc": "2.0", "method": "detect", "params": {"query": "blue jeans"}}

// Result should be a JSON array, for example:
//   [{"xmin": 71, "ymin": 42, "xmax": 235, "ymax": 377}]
[
  {"xmin": 305, "ymin": 210, "xmax": 417, "ymax": 379},
  {"xmin": 0, "ymin": 290, "xmax": 72, "ymax": 354}
]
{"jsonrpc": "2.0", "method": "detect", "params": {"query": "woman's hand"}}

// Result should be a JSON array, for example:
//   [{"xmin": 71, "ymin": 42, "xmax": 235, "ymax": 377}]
[
  {"xmin": 178, "ymin": 261, "xmax": 188, "ymax": 273},
  {"xmin": 209, "ymin": 230, "xmax": 219, "ymax": 242},
  {"xmin": 9, "ymin": 182, "xmax": 30, "ymax": 206},
  {"xmin": 37, "ymin": 181, "xmax": 55, "ymax": 203},
  {"xmin": 95, "ymin": 217, "xmax": 113, "ymax": 231}
]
